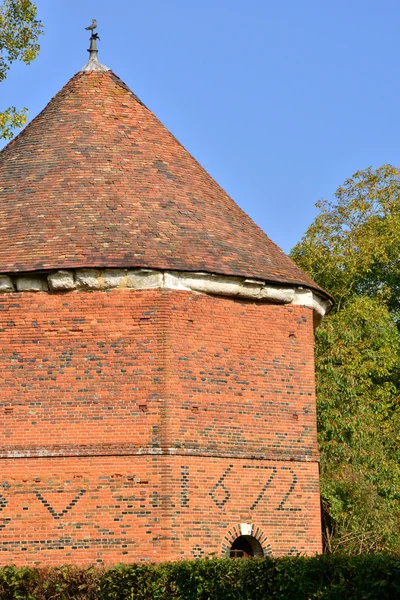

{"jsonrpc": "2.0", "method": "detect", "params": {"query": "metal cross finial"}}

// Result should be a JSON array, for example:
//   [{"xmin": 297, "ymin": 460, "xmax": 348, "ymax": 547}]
[{"xmin": 81, "ymin": 18, "xmax": 109, "ymax": 73}]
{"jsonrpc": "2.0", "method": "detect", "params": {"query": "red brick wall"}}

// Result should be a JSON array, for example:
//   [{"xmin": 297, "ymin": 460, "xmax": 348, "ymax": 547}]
[{"xmin": 0, "ymin": 289, "xmax": 321, "ymax": 565}]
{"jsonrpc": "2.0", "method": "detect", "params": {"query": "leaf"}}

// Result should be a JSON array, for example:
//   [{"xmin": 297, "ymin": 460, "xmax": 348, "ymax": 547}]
[{"xmin": 0, "ymin": 0, "xmax": 43, "ymax": 139}]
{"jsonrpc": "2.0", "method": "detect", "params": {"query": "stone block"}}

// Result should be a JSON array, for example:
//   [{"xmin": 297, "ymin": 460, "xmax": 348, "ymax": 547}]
[
  {"xmin": 127, "ymin": 270, "xmax": 163, "ymax": 289},
  {"xmin": 104, "ymin": 269, "xmax": 127, "ymax": 288},
  {"xmin": 258, "ymin": 286, "xmax": 295, "ymax": 303},
  {"xmin": 0, "ymin": 275, "xmax": 15, "ymax": 293},
  {"xmin": 292, "ymin": 288, "xmax": 314, "ymax": 308},
  {"xmin": 48, "ymin": 270, "xmax": 76, "ymax": 291},
  {"xmin": 76, "ymin": 269, "xmax": 102, "ymax": 289},
  {"xmin": 16, "ymin": 276, "xmax": 48, "ymax": 292},
  {"xmin": 163, "ymin": 272, "xmax": 189, "ymax": 290}
]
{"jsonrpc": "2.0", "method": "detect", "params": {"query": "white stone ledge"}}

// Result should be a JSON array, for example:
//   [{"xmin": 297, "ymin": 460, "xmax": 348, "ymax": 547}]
[{"xmin": 0, "ymin": 268, "xmax": 332, "ymax": 325}]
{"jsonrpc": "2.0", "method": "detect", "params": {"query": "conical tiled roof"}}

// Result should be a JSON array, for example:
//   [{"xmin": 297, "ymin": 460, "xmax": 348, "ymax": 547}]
[{"xmin": 0, "ymin": 69, "xmax": 329, "ymax": 298}]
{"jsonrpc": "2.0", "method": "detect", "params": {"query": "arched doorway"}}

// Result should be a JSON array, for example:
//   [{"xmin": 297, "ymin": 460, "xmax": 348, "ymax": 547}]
[
  {"xmin": 221, "ymin": 524, "xmax": 272, "ymax": 557},
  {"xmin": 229, "ymin": 535, "xmax": 264, "ymax": 558}
]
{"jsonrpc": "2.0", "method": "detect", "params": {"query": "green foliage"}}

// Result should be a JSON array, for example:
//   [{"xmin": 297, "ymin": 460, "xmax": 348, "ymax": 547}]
[
  {"xmin": 274, "ymin": 554, "xmax": 400, "ymax": 600},
  {"xmin": 0, "ymin": 0, "xmax": 43, "ymax": 139},
  {"xmin": 291, "ymin": 164, "xmax": 400, "ymax": 553},
  {"xmin": 291, "ymin": 165, "xmax": 400, "ymax": 312},
  {"xmin": 150, "ymin": 558, "xmax": 276, "ymax": 600},
  {"xmin": 38, "ymin": 565, "xmax": 100, "ymax": 600},
  {"xmin": 0, "ymin": 557, "xmax": 399, "ymax": 600},
  {"xmin": 0, "ymin": 564, "xmax": 39, "ymax": 600},
  {"xmin": 99, "ymin": 563, "xmax": 158, "ymax": 600},
  {"xmin": 0, "ymin": 105, "xmax": 27, "ymax": 139}
]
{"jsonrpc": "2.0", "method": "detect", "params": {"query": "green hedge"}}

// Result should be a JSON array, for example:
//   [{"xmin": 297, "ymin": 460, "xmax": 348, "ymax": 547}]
[{"xmin": 0, "ymin": 555, "xmax": 399, "ymax": 599}]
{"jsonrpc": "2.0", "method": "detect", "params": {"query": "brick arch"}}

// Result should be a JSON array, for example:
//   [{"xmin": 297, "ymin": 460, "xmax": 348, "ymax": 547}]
[{"xmin": 221, "ymin": 524, "xmax": 272, "ymax": 557}]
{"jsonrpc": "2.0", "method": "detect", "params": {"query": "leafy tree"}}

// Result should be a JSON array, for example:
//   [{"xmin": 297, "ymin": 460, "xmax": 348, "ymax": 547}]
[
  {"xmin": 291, "ymin": 165, "xmax": 400, "ymax": 313},
  {"xmin": 0, "ymin": 0, "xmax": 43, "ymax": 139},
  {"xmin": 291, "ymin": 165, "xmax": 400, "ymax": 553}
]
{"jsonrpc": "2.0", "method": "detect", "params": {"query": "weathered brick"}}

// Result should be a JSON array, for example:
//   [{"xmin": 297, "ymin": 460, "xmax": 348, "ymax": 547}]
[{"xmin": 0, "ymin": 289, "xmax": 321, "ymax": 565}]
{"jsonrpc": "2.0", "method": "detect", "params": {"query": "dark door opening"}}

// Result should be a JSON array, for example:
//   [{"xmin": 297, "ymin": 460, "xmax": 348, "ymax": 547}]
[{"xmin": 229, "ymin": 535, "xmax": 263, "ymax": 558}]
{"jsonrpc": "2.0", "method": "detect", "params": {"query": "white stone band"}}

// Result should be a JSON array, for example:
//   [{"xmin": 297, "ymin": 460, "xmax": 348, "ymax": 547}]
[{"xmin": 0, "ymin": 269, "xmax": 332, "ymax": 325}]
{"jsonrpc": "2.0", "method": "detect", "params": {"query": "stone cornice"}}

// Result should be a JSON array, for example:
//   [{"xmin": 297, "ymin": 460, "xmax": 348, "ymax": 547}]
[{"xmin": 0, "ymin": 268, "xmax": 332, "ymax": 326}]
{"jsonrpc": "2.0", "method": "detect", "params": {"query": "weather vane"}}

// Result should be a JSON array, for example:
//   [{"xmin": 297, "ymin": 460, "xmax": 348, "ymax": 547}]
[
  {"xmin": 81, "ymin": 18, "xmax": 109, "ymax": 72},
  {"xmin": 85, "ymin": 18, "xmax": 100, "ymax": 48},
  {"xmin": 86, "ymin": 18, "xmax": 99, "ymax": 39}
]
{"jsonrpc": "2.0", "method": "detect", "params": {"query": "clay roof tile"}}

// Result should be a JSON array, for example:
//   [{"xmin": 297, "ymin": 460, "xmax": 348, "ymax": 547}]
[{"xmin": 0, "ymin": 69, "xmax": 330, "ymax": 299}]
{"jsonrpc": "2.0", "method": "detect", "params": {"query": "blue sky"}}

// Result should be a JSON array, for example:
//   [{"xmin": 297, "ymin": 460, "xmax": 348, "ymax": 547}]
[{"xmin": 1, "ymin": 0, "xmax": 399, "ymax": 253}]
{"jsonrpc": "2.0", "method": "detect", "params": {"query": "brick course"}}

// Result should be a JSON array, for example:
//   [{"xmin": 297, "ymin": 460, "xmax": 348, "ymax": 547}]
[{"xmin": 0, "ymin": 289, "xmax": 322, "ymax": 564}]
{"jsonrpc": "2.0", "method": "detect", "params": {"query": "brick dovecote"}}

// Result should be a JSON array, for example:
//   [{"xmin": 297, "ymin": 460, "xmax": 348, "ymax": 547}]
[{"xmin": 0, "ymin": 63, "xmax": 329, "ymax": 565}]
